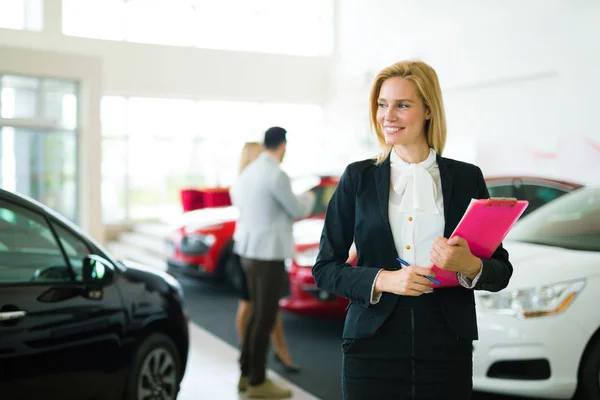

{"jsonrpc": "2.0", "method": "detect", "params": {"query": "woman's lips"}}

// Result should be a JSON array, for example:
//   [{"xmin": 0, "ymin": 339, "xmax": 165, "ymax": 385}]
[{"xmin": 384, "ymin": 126, "xmax": 405, "ymax": 134}]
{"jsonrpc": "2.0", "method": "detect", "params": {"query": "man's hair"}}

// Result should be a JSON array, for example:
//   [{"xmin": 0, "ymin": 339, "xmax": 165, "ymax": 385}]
[{"xmin": 263, "ymin": 126, "xmax": 287, "ymax": 150}]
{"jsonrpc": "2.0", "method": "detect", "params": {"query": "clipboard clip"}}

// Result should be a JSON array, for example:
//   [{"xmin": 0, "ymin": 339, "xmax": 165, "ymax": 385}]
[{"xmin": 486, "ymin": 197, "xmax": 518, "ymax": 207}]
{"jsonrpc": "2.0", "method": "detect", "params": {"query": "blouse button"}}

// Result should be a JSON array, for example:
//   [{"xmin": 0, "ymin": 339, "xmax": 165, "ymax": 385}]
[
  {"xmin": 408, "ymin": 216, "xmax": 413, "ymax": 221},
  {"xmin": 406, "ymin": 245, "xmax": 411, "ymax": 250}
]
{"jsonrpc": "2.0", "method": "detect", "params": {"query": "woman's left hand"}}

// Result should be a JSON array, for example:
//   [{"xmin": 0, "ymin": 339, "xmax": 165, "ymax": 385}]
[{"xmin": 430, "ymin": 236, "xmax": 482, "ymax": 279}]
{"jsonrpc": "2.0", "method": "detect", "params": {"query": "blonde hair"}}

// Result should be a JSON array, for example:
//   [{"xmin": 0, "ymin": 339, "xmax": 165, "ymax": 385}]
[
  {"xmin": 238, "ymin": 142, "xmax": 263, "ymax": 174},
  {"xmin": 369, "ymin": 60, "xmax": 447, "ymax": 164}
]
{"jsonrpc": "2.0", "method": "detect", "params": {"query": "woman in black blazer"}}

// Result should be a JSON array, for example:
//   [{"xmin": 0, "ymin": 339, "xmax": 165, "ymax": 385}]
[{"xmin": 312, "ymin": 60, "xmax": 513, "ymax": 400}]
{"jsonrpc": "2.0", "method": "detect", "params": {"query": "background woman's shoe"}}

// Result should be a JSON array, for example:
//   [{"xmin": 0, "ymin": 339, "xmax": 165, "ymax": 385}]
[
  {"xmin": 248, "ymin": 379, "xmax": 292, "ymax": 399},
  {"xmin": 238, "ymin": 376, "xmax": 248, "ymax": 392},
  {"xmin": 274, "ymin": 353, "xmax": 300, "ymax": 373}
]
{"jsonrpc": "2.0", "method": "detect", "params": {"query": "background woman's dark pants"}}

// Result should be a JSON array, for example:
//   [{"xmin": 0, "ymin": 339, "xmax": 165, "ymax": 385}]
[
  {"xmin": 342, "ymin": 293, "xmax": 473, "ymax": 400},
  {"xmin": 239, "ymin": 258, "xmax": 286, "ymax": 385}
]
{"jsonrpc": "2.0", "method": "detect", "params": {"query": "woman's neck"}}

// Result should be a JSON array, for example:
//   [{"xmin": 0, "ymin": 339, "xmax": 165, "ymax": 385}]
[{"xmin": 393, "ymin": 144, "xmax": 431, "ymax": 164}]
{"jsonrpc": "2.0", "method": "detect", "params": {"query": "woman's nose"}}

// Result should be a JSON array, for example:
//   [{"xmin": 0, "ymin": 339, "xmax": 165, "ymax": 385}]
[{"xmin": 385, "ymin": 108, "xmax": 397, "ymax": 121}]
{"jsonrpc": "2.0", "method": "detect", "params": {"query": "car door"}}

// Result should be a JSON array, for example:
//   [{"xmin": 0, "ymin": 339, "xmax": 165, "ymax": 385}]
[{"xmin": 0, "ymin": 199, "xmax": 127, "ymax": 400}]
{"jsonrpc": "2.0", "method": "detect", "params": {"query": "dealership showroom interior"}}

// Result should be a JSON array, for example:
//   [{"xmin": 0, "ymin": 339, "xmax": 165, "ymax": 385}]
[{"xmin": 1, "ymin": 0, "xmax": 600, "ymax": 399}]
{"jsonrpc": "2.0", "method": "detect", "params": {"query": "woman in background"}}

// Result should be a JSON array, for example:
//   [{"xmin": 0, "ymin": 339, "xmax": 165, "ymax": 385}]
[{"xmin": 233, "ymin": 141, "xmax": 299, "ymax": 373}]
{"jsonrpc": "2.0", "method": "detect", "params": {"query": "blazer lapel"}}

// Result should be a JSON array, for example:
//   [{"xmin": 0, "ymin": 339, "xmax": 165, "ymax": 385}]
[
  {"xmin": 437, "ymin": 154, "xmax": 454, "ymax": 237},
  {"xmin": 374, "ymin": 152, "xmax": 397, "ymax": 249}
]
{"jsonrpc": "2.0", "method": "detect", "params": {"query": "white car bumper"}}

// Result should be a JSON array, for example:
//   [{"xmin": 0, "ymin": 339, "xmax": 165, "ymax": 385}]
[{"xmin": 473, "ymin": 310, "xmax": 588, "ymax": 399}]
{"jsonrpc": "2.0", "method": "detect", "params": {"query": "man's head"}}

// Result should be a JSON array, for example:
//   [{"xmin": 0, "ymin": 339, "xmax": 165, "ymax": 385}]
[{"xmin": 263, "ymin": 126, "xmax": 287, "ymax": 162}]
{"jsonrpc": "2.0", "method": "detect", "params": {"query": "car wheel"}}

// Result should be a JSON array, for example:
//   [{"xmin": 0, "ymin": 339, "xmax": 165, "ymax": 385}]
[
  {"xmin": 225, "ymin": 253, "xmax": 245, "ymax": 293},
  {"xmin": 125, "ymin": 333, "xmax": 181, "ymax": 400},
  {"xmin": 579, "ymin": 337, "xmax": 600, "ymax": 400}
]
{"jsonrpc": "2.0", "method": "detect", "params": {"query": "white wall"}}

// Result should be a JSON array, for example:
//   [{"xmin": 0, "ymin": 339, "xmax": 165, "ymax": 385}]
[
  {"xmin": 0, "ymin": 45, "xmax": 104, "ymax": 243},
  {"xmin": 0, "ymin": 29, "xmax": 331, "ymax": 103},
  {"xmin": 328, "ymin": 0, "xmax": 600, "ymax": 184},
  {"xmin": 0, "ymin": 0, "xmax": 330, "ymax": 103}
]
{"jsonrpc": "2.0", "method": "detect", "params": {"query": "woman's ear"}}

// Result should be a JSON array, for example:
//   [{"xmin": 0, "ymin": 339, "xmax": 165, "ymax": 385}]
[{"xmin": 425, "ymin": 107, "xmax": 431, "ymax": 120}]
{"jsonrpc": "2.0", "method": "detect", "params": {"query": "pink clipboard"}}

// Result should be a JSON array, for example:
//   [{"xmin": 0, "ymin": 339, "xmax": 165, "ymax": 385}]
[{"xmin": 432, "ymin": 198, "xmax": 529, "ymax": 288}]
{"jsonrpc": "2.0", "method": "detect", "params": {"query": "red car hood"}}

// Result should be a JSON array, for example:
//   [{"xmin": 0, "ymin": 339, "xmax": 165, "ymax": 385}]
[
  {"xmin": 170, "ymin": 208, "xmax": 325, "ymax": 244},
  {"xmin": 170, "ymin": 206, "xmax": 239, "ymax": 232}
]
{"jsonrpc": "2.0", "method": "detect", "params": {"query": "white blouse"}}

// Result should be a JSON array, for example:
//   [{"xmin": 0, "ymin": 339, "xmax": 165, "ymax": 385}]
[
  {"xmin": 370, "ymin": 148, "xmax": 480, "ymax": 304},
  {"xmin": 389, "ymin": 148, "xmax": 444, "ymax": 269}
]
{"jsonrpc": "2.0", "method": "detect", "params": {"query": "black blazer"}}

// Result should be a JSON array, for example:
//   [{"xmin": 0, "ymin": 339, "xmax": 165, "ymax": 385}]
[{"xmin": 312, "ymin": 153, "xmax": 513, "ymax": 340}]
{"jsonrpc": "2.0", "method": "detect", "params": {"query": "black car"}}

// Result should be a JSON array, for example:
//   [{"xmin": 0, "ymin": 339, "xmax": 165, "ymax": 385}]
[{"xmin": 0, "ymin": 189, "xmax": 189, "ymax": 400}]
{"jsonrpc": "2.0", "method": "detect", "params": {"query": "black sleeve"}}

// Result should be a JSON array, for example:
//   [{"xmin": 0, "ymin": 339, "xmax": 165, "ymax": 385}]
[
  {"xmin": 312, "ymin": 165, "xmax": 381, "ymax": 308},
  {"xmin": 473, "ymin": 167, "xmax": 514, "ymax": 292}
]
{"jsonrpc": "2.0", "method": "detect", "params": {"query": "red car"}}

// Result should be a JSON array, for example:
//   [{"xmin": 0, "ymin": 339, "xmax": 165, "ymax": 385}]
[
  {"xmin": 166, "ymin": 176, "xmax": 339, "ymax": 292},
  {"xmin": 280, "ymin": 240, "xmax": 354, "ymax": 318},
  {"xmin": 279, "ymin": 176, "xmax": 583, "ymax": 318}
]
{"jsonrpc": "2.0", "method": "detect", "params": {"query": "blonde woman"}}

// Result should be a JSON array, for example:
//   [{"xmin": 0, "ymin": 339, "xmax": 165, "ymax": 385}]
[
  {"xmin": 232, "ymin": 141, "xmax": 299, "ymax": 375},
  {"xmin": 237, "ymin": 142, "xmax": 263, "ymax": 175},
  {"xmin": 312, "ymin": 61, "xmax": 512, "ymax": 399}
]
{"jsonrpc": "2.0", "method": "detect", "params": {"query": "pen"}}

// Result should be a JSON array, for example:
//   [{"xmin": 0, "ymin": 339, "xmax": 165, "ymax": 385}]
[{"xmin": 396, "ymin": 257, "xmax": 442, "ymax": 285}]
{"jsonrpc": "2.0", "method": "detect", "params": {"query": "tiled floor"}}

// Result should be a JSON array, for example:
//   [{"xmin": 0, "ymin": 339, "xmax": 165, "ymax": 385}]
[{"xmin": 179, "ymin": 322, "xmax": 320, "ymax": 400}]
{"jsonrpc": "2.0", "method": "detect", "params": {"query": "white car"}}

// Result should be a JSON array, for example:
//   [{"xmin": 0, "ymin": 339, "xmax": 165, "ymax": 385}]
[{"xmin": 473, "ymin": 186, "xmax": 600, "ymax": 399}]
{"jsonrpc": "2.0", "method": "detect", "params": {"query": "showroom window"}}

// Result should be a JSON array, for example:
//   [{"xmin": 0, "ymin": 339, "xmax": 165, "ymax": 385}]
[
  {"xmin": 101, "ymin": 96, "xmax": 324, "ymax": 223},
  {"xmin": 62, "ymin": 0, "xmax": 334, "ymax": 56},
  {"xmin": 0, "ymin": 0, "xmax": 43, "ymax": 31},
  {"xmin": 0, "ymin": 75, "xmax": 79, "ymax": 222}
]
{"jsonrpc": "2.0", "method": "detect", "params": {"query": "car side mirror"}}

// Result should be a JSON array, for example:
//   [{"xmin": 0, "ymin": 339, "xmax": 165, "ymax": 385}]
[{"xmin": 82, "ymin": 255, "xmax": 114, "ymax": 285}]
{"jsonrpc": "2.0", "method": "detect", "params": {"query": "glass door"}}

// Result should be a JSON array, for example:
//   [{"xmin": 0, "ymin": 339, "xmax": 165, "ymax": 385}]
[{"xmin": 0, "ymin": 75, "xmax": 79, "ymax": 222}]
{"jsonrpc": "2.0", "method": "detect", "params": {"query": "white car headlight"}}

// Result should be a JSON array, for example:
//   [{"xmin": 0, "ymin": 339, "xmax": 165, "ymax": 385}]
[
  {"xmin": 478, "ymin": 279, "xmax": 585, "ymax": 319},
  {"xmin": 187, "ymin": 233, "xmax": 216, "ymax": 247},
  {"xmin": 294, "ymin": 247, "xmax": 320, "ymax": 267}
]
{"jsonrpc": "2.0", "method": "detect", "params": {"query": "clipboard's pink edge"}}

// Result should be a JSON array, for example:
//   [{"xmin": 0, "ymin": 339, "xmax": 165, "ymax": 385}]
[
  {"xmin": 449, "ymin": 199, "xmax": 529, "ymax": 238},
  {"xmin": 431, "ymin": 199, "xmax": 529, "ymax": 288},
  {"xmin": 493, "ymin": 202, "xmax": 528, "ymax": 248},
  {"xmin": 430, "ymin": 266, "xmax": 460, "ymax": 287},
  {"xmin": 453, "ymin": 200, "xmax": 529, "ymax": 258}
]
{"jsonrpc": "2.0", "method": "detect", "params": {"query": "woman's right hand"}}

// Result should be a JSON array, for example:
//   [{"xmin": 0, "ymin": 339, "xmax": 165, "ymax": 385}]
[{"xmin": 374, "ymin": 266, "xmax": 436, "ymax": 296}]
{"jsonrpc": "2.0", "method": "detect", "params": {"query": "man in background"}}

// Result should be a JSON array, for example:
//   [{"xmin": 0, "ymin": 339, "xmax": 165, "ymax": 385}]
[{"xmin": 230, "ymin": 126, "xmax": 315, "ymax": 398}]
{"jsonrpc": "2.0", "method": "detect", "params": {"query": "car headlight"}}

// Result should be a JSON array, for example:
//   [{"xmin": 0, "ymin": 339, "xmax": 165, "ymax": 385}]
[
  {"xmin": 478, "ymin": 279, "xmax": 585, "ymax": 319},
  {"xmin": 180, "ymin": 233, "xmax": 216, "ymax": 255},
  {"xmin": 294, "ymin": 247, "xmax": 320, "ymax": 267},
  {"xmin": 187, "ymin": 233, "xmax": 216, "ymax": 247}
]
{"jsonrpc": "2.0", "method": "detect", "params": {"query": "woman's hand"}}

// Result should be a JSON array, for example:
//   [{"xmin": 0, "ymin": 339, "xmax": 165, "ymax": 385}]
[
  {"xmin": 430, "ymin": 236, "xmax": 481, "ymax": 279},
  {"xmin": 374, "ymin": 266, "xmax": 436, "ymax": 296}
]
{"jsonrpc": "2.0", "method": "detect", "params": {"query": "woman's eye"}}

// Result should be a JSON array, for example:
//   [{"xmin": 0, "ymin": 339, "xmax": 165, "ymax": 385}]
[
  {"xmin": 378, "ymin": 103, "xmax": 387, "ymax": 108},
  {"xmin": 397, "ymin": 103, "xmax": 408, "ymax": 109}
]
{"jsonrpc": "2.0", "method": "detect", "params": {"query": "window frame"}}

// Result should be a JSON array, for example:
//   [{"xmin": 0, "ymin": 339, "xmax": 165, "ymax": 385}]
[
  {"xmin": 0, "ymin": 73, "xmax": 81, "ymax": 223},
  {"xmin": 49, "ymin": 220, "xmax": 96, "ymax": 281}
]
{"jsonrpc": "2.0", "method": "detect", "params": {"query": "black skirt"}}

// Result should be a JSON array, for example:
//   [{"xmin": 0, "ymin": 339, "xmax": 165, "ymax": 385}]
[{"xmin": 341, "ymin": 293, "xmax": 473, "ymax": 400}]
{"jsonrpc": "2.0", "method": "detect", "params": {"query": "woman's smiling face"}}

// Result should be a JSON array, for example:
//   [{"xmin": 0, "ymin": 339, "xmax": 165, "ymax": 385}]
[{"xmin": 376, "ymin": 77, "xmax": 430, "ymax": 147}]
